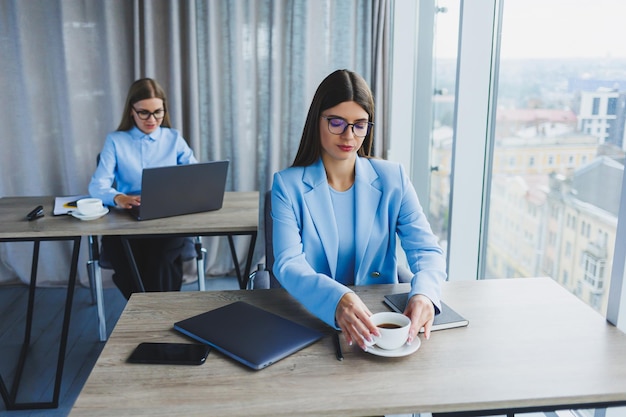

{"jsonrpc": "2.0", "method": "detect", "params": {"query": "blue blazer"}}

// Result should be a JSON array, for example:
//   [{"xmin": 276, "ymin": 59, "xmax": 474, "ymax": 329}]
[{"xmin": 271, "ymin": 157, "xmax": 447, "ymax": 328}]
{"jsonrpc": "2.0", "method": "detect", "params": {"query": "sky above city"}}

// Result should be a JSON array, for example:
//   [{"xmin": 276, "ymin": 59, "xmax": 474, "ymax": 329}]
[{"xmin": 435, "ymin": 0, "xmax": 626, "ymax": 60}]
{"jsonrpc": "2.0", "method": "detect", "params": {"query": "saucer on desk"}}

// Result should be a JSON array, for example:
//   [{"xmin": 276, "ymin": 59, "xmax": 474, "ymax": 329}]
[
  {"xmin": 70, "ymin": 207, "xmax": 109, "ymax": 221},
  {"xmin": 365, "ymin": 338, "xmax": 421, "ymax": 357}
]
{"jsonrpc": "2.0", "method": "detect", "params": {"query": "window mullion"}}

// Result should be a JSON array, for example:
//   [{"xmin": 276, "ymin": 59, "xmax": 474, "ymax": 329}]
[{"xmin": 446, "ymin": 0, "xmax": 499, "ymax": 281}]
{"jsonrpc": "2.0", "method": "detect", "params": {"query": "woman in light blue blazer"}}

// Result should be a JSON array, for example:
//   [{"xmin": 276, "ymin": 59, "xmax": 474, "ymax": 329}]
[{"xmin": 271, "ymin": 70, "xmax": 447, "ymax": 351}]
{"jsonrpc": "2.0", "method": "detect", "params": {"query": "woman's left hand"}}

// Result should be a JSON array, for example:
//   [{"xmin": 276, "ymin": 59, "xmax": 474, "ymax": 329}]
[{"xmin": 404, "ymin": 294, "xmax": 435, "ymax": 343}]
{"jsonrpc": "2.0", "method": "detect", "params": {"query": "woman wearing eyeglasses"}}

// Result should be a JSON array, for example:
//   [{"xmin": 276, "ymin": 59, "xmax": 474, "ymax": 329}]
[
  {"xmin": 271, "ymin": 69, "xmax": 446, "ymax": 351},
  {"xmin": 89, "ymin": 78, "xmax": 197, "ymax": 299}
]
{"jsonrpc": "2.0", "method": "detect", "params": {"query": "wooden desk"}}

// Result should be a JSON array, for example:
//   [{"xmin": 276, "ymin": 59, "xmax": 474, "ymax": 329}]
[
  {"xmin": 71, "ymin": 278, "xmax": 626, "ymax": 416},
  {"xmin": 0, "ymin": 192, "xmax": 258, "ymax": 410},
  {"xmin": 1, "ymin": 192, "xmax": 258, "ymax": 333},
  {"xmin": 0, "ymin": 192, "xmax": 258, "ymax": 239}
]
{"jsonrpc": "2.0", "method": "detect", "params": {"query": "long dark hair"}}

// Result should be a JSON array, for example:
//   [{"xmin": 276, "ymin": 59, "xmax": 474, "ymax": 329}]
[
  {"xmin": 116, "ymin": 78, "xmax": 172, "ymax": 131},
  {"xmin": 292, "ymin": 69, "xmax": 375, "ymax": 166}
]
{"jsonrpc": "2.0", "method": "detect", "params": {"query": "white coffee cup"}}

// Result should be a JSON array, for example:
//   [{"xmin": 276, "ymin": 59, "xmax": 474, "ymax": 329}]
[
  {"xmin": 76, "ymin": 198, "xmax": 104, "ymax": 216},
  {"xmin": 365, "ymin": 312, "xmax": 411, "ymax": 350}
]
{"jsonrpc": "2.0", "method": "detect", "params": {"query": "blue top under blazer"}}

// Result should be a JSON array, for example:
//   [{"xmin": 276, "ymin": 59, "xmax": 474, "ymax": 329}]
[{"xmin": 271, "ymin": 156, "xmax": 447, "ymax": 328}]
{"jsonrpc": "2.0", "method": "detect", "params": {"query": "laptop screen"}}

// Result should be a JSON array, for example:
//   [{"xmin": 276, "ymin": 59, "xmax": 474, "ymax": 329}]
[{"xmin": 131, "ymin": 160, "xmax": 229, "ymax": 220}]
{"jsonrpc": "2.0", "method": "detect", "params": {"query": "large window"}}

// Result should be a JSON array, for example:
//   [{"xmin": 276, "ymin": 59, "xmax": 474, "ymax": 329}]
[
  {"xmin": 483, "ymin": 0, "xmax": 625, "ymax": 319},
  {"xmin": 405, "ymin": 2, "xmax": 626, "ymax": 416},
  {"xmin": 422, "ymin": 0, "xmax": 626, "ymax": 319}
]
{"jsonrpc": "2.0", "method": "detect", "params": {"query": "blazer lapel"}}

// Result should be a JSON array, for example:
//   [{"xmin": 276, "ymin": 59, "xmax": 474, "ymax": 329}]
[
  {"xmin": 354, "ymin": 158, "xmax": 381, "ymax": 278},
  {"xmin": 303, "ymin": 160, "xmax": 339, "ymax": 277}
]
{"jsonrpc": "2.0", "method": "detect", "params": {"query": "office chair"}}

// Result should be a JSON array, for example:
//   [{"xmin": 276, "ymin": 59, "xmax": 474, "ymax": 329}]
[
  {"xmin": 248, "ymin": 191, "xmax": 281, "ymax": 289},
  {"xmin": 86, "ymin": 236, "xmax": 207, "ymax": 288},
  {"xmin": 252, "ymin": 190, "xmax": 412, "ymax": 290}
]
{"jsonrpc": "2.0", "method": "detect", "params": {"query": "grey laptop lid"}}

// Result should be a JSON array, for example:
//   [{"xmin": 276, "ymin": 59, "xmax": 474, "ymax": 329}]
[
  {"xmin": 130, "ymin": 160, "xmax": 229, "ymax": 220},
  {"xmin": 173, "ymin": 301, "xmax": 323, "ymax": 370}
]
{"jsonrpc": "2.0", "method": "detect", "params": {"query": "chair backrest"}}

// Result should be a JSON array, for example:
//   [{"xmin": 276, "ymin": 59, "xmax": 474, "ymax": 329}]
[{"xmin": 263, "ymin": 190, "xmax": 281, "ymax": 288}]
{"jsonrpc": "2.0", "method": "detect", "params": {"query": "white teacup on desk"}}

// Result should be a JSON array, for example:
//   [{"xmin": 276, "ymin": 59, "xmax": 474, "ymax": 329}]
[
  {"xmin": 366, "ymin": 311, "xmax": 411, "ymax": 350},
  {"xmin": 76, "ymin": 198, "xmax": 104, "ymax": 216}
]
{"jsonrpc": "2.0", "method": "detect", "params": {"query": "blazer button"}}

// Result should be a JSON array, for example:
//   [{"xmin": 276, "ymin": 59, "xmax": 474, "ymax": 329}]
[{"xmin": 371, "ymin": 271, "xmax": 381, "ymax": 278}]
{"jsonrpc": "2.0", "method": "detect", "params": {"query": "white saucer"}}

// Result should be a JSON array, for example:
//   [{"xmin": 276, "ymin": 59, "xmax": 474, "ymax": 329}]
[
  {"xmin": 365, "ymin": 338, "xmax": 421, "ymax": 357},
  {"xmin": 71, "ymin": 207, "xmax": 109, "ymax": 221}
]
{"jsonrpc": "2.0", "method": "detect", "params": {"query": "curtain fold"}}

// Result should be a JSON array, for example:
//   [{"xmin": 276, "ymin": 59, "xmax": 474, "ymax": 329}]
[
  {"xmin": 0, "ymin": 0, "xmax": 392, "ymax": 286},
  {"xmin": 371, "ymin": 0, "xmax": 392, "ymax": 158}
]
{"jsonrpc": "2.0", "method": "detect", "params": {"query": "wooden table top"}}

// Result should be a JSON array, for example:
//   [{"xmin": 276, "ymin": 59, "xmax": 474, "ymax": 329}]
[
  {"xmin": 0, "ymin": 192, "xmax": 259, "ymax": 239},
  {"xmin": 70, "ymin": 278, "xmax": 626, "ymax": 416}
]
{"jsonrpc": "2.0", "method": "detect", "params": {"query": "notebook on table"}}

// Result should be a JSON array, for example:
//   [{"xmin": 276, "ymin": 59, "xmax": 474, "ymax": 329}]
[
  {"xmin": 129, "ymin": 160, "xmax": 229, "ymax": 220},
  {"xmin": 383, "ymin": 292, "xmax": 469, "ymax": 332},
  {"xmin": 174, "ymin": 301, "xmax": 323, "ymax": 370}
]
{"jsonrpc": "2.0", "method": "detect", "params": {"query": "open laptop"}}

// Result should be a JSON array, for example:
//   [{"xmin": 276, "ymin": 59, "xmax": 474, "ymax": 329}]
[
  {"xmin": 129, "ymin": 160, "xmax": 229, "ymax": 220},
  {"xmin": 174, "ymin": 301, "xmax": 323, "ymax": 370}
]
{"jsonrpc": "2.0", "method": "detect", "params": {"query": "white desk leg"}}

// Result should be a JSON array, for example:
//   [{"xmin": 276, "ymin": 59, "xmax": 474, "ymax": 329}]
[
  {"xmin": 197, "ymin": 258, "xmax": 206, "ymax": 291},
  {"xmin": 94, "ymin": 261, "xmax": 107, "ymax": 341}
]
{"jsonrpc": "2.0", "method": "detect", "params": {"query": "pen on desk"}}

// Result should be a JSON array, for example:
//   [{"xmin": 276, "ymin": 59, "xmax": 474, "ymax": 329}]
[
  {"xmin": 26, "ymin": 205, "xmax": 44, "ymax": 221},
  {"xmin": 333, "ymin": 332, "xmax": 343, "ymax": 361}
]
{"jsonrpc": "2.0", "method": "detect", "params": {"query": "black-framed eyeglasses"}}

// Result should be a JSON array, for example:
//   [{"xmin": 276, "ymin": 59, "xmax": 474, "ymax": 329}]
[
  {"xmin": 322, "ymin": 116, "xmax": 373, "ymax": 138},
  {"xmin": 133, "ymin": 107, "xmax": 166, "ymax": 120}
]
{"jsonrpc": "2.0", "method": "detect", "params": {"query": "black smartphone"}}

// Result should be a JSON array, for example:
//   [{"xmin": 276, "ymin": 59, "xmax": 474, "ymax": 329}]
[{"xmin": 127, "ymin": 342, "xmax": 210, "ymax": 365}]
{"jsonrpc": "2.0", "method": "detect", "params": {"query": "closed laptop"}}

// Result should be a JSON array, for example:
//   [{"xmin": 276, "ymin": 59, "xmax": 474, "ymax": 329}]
[
  {"xmin": 174, "ymin": 301, "xmax": 323, "ymax": 370},
  {"xmin": 130, "ymin": 160, "xmax": 229, "ymax": 220}
]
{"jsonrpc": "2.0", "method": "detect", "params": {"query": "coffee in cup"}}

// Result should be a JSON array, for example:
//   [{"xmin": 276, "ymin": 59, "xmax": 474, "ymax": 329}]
[
  {"xmin": 76, "ymin": 198, "xmax": 104, "ymax": 216},
  {"xmin": 366, "ymin": 311, "xmax": 411, "ymax": 350},
  {"xmin": 377, "ymin": 322, "xmax": 402, "ymax": 329}
]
